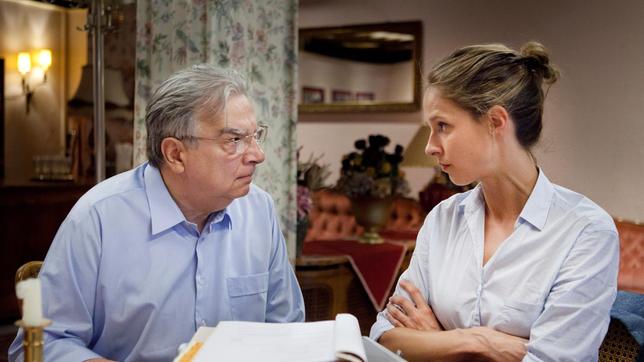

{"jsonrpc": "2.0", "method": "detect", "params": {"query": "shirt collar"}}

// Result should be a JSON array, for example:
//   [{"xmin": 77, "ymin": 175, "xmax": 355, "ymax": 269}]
[
  {"xmin": 518, "ymin": 168, "xmax": 554, "ymax": 231},
  {"xmin": 144, "ymin": 163, "xmax": 187, "ymax": 235},
  {"xmin": 459, "ymin": 183, "xmax": 484, "ymax": 216},
  {"xmin": 207, "ymin": 209, "xmax": 232, "ymax": 232},
  {"xmin": 458, "ymin": 168, "xmax": 553, "ymax": 231},
  {"xmin": 144, "ymin": 163, "xmax": 233, "ymax": 236}
]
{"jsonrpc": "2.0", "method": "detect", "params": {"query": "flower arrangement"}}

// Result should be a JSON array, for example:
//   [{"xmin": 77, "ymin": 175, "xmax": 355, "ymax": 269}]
[{"xmin": 336, "ymin": 134, "xmax": 410, "ymax": 199}]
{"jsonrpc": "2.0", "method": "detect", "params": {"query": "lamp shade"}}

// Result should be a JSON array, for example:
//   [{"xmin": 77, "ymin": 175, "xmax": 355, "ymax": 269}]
[
  {"xmin": 69, "ymin": 65, "xmax": 130, "ymax": 107},
  {"xmin": 38, "ymin": 49, "xmax": 52, "ymax": 71},
  {"xmin": 401, "ymin": 125, "xmax": 436, "ymax": 168},
  {"xmin": 17, "ymin": 52, "xmax": 31, "ymax": 75}
]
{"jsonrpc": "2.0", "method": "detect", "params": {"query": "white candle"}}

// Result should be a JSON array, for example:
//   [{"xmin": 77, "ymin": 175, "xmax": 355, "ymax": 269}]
[{"xmin": 16, "ymin": 278, "xmax": 44, "ymax": 326}]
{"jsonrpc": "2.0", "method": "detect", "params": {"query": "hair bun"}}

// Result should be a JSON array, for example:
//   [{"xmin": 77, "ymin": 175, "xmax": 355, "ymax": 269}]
[{"xmin": 520, "ymin": 41, "xmax": 559, "ymax": 85}]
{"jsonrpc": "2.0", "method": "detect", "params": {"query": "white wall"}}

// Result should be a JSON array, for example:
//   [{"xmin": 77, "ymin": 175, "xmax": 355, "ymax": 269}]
[{"xmin": 297, "ymin": 0, "xmax": 644, "ymax": 221}]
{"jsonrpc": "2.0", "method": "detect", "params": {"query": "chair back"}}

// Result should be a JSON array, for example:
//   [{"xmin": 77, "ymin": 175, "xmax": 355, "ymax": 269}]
[
  {"xmin": 599, "ymin": 318, "xmax": 641, "ymax": 362},
  {"xmin": 615, "ymin": 220, "xmax": 644, "ymax": 294},
  {"xmin": 15, "ymin": 261, "xmax": 43, "ymax": 284}
]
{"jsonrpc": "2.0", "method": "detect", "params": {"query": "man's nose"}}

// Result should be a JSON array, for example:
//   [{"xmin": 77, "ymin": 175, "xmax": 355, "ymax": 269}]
[{"xmin": 244, "ymin": 138, "xmax": 265, "ymax": 164}]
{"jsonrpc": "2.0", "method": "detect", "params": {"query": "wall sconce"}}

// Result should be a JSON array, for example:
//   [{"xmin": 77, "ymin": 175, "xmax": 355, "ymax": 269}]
[
  {"xmin": 38, "ymin": 49, "xmax": 52, "ymax": 81},
  {"xmin": 16, "ymin": 49, "xmax": 52, "ymax": 114}
]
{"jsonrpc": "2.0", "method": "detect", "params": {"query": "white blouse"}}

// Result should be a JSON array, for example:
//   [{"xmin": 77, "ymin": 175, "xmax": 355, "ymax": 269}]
[{"xmin": 370, "ymin": 170, "xmax": 619, "ymax": 362}]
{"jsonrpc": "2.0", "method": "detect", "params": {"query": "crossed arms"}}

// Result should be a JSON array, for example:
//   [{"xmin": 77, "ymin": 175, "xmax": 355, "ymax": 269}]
[{"xmin": 379, "ymin": 280, "xmax": 527, "ymax": 362}]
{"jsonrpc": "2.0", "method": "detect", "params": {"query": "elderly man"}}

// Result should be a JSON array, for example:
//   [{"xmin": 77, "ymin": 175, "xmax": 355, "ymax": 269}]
[{"xmin": 9, "ymin": 65, "xmax": 305, "ymax": 362}]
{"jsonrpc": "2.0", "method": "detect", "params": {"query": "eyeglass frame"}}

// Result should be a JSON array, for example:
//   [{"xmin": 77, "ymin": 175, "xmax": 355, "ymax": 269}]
[{"xmin": 178, "ymin": 124, "xmax": 268, "ymax": 156}]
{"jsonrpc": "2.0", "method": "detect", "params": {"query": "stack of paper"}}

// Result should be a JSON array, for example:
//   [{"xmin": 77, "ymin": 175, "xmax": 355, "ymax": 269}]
[{"xmin": 191, "ymin": 313, "xmax": 366, "ymax": 362}]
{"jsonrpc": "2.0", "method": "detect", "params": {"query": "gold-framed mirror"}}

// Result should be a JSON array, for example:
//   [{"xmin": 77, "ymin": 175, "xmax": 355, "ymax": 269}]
[{"xmin": 298, "ymin": 20, "xmax": 422, "ymax": 113}]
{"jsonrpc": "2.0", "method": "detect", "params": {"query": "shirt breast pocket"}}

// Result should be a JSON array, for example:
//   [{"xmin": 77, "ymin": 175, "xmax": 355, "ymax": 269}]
[
  {"xmin": 226, "ymin": 272, "xmax": 269, "ymax": 322},
  {"xmin": 497, "ymin": 299, "xmax": 543, "ymax": 338}
]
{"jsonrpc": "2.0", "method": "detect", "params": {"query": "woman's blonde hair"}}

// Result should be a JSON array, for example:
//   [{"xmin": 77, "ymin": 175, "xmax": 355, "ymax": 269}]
[{"xmin": 428, "ymin": 41, "xmax": 559, "ymax": 148}]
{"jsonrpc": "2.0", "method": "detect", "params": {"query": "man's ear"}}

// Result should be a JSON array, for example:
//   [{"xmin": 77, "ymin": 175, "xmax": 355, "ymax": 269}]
[
  {"xmin": 160, "ymin": 137, "xmax": 187, "ymax": 173},
  {"xmin": 486, "ymin": 105, "xmax": 510, "ymax": 135}
]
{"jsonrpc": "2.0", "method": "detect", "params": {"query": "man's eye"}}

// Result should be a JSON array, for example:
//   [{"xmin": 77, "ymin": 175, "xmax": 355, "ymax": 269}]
[
  {"xmin": 437, "ymin": 122, "xmax": 447, "ymax": 131},
  {"xmin": 228, "ymin": 136, "xmax": 242, "ymax": 143}
]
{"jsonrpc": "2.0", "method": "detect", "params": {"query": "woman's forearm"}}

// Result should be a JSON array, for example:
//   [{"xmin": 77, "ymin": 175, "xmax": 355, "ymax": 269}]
[
  {"xmin": 379, "ymin": 328, "xmax": 479, "ymax": 362},
  {"xmin": 379, "ymin": 326, "xmax": 527, "ymax": 362}
]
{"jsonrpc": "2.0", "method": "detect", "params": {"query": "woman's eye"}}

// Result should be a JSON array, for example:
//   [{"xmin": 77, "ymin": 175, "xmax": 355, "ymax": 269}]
[{"xmin": 437, "ymin": 122, "xmax": 447, "ymax": 131}]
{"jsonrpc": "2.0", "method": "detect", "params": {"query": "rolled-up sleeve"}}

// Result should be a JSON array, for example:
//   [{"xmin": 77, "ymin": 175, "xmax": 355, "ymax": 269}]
[{"xmin": 524, "ymin": 226, "xmax": 619, "ymax": 362}]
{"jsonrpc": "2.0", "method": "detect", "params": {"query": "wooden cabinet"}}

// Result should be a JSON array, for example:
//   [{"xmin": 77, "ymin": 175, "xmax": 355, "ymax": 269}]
[{"xmin": 0, "ymin": 182, "xmax": 90, "ymax": 323}]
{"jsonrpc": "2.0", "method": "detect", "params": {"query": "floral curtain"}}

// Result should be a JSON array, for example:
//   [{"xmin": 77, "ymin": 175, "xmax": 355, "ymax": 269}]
[{"xmin": 133, "ymin": 0, "xmax": 298, "ymax": 255}]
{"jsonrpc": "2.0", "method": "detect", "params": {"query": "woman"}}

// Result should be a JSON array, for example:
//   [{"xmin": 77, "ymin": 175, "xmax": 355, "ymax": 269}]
[{"xmin": 370, "ymin": 42, "xmax": 619, "ymax": 361}]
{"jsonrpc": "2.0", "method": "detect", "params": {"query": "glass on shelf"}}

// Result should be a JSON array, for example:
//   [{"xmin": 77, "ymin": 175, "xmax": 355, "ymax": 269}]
[{"xmin": 32, "ymin": 154, "xmax": 73, "ymax": 181}]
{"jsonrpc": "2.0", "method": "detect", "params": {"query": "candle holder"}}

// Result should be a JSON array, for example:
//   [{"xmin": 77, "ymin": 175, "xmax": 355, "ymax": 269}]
[{"xmin": 15, "ymin": 319, "xmax": 52, "ymax": 362}]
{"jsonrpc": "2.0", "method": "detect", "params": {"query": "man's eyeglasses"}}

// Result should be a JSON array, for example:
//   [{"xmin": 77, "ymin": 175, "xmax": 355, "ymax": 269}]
[{"xmin": 181, "ymin": 125, "xmax": 268, "ymax": 156}]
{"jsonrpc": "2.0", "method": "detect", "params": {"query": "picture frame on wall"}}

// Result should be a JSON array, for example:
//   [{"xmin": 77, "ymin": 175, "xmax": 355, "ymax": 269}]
[
  {"xmin": 355, "ymin": 92, "xmax": 375, "ymax": 101},
  {"xmin": 302, "ymin": 86, "xmax": 324, "ymax": 103},
  {"xmin": 332, "ymin": 90, "xmax": 352, "ymax": 102}
]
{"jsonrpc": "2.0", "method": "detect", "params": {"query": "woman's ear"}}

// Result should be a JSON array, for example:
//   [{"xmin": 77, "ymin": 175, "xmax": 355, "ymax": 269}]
[
  {"xmin": 160, "ymin": 137, "xmax": 187, "ymax": 173},
  {"xmin": 486, "ymin": 105, "xmax": 510, "ymax": 135}
]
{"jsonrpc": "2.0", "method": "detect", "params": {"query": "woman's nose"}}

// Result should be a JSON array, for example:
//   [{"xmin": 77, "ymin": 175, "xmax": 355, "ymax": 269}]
[{"xmin": 425, "ymin": 133, "xmax": 441, "ymax": 157}]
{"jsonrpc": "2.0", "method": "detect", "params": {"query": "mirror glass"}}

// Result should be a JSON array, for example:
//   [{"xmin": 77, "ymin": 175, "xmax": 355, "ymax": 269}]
[{"xmin": 299, "ymin": 21, "xmax": 422, "ymax": 113}]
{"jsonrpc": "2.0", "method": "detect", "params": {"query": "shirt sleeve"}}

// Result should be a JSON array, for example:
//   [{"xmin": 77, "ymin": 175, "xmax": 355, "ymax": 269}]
[
  {"xmin": 369, "ymin": 214, "xmax": 433, "ymax": 341},
  {"xmin": 524, "ymin": 226, "xmax": 619, "ymax": 362},
  {"xmin": 265, "ymin": 196, "xmax": 305, "ymax": 323},
  {"xmin": 9, "ymin": 207, "xmax": 104, "ymax": 362}
]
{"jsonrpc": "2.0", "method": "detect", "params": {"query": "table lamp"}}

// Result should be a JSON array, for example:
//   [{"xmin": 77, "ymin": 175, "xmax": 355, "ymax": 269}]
[
  {"xmin": 69, "ymin": 65, "xmax": 130, "ymax": 108},
  {"xmin": 68, "ymin": 65, "xmax": 131, "ymax": 180},
  {"xmin": 401, "ymin": 125, "xmax": 452, "ymax": 213},
  {"xmin": 400, "ymin": 125, "xmax": 435, "ymax": 169}
]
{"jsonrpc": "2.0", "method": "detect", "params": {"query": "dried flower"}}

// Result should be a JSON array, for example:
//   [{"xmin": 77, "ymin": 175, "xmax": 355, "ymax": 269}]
[
  {"xmin": 297, "ymin": 185, "xmax": 312, "ymax": 220},
  {"xmin": 296, "ymin": 149, "xmax": 330, "ymax": 221},
  {"xmin": 297, "ymin": 148, "xmax": 331, "ymax": 191}
]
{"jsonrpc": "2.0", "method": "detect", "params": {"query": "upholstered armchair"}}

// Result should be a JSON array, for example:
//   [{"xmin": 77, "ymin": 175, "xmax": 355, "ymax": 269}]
[{"xmin": 615, "ymin": 220, "xmax": 644, "ymax": 294}]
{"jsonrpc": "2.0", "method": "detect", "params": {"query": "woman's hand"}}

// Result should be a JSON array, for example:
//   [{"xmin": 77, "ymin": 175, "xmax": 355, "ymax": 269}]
[
  {"xmin": 464, "ymin": 327, "xmax": 528, "ymax": 362},
  {"xmin": 386, "ymin": 280, "xmax": 443, "ymax": 332}
]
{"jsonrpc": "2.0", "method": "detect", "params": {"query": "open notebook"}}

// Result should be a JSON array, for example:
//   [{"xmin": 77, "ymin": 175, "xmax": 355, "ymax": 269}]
[{"xmin": 179, "ymin": 314, "xmax": 367, "ymax": 362}]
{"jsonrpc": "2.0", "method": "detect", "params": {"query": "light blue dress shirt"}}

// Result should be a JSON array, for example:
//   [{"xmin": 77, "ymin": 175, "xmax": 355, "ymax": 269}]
[
  {"xmin": 370, "ymin": 170, "xmax": 619, "ymax": 361},
  {"xmin": 9, "ymin": 163, "xmax": 305, "ymax": 362}
]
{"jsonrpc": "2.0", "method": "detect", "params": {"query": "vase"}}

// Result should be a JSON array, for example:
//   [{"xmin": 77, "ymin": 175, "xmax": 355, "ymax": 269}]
[
  {"xmin": 296, "ymin": 217, "xmax": 309, "ymax": 257},
  {"xmin": 350, "ymin": 196, "xmax": 394, "ymax": 244}
]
